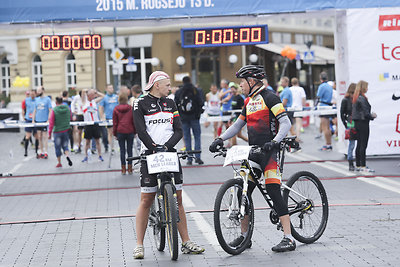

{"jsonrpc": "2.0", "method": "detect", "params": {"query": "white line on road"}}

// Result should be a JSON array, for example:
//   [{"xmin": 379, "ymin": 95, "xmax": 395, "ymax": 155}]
[
  {"xmin": 182, "ymin": 189, "xmax": 222, "ymax": 252},
  {"xmin": 357, "ymin": 177, "xmax": 400, "ymax": 194},
  {"xmin": 312, "ymin": 162, "xmax": 354, "ymax": 176},
  {"xmin": 286, "ymin": 152, "xmax": 319, "ymax": 161},
  {"xmin": 23, "ymin": 155, "xmax": 35, "ymax": 162}
]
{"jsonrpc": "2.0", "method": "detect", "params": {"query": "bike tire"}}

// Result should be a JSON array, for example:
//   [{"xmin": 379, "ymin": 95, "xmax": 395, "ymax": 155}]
[
  {"xmin": 213, "ymin": 179, "xmax": 254, "ymax": 255},
  {"xmin": 283, "ymin": 171, "xmax": 329, "ymax": 244},
  {"xmin": 150, "ymin": 200, "xmax": 165, "ymax": 251},
  {"xmin": 164, "ymin": 183, "xmax": 179, "ymax": 260}
]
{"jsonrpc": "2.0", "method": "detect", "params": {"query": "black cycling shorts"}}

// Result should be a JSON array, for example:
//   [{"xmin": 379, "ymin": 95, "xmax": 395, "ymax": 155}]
[{"xmin": 84, "ymin": 124, "xmax": 101, "ymax": 139}]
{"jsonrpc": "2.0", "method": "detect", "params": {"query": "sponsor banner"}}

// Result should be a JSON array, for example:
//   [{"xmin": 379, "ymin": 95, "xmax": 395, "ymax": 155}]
[
  {"xmin": 1, "ymin": 0, "xmax": 400, "ymax": 24},
  {"xmin": 335, "ymin": 7, "xmax": 400, "ymax": 155}
]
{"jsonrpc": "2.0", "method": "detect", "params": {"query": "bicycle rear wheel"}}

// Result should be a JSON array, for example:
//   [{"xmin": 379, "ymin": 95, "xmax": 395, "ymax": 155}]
[
  {"xmin": 164, "ymin": 183, "xmax": 179, "ymax": 260},
  {"xmin": 149, "ymin": 199, "xmax": 165, "ymax": 251},
  {"xmin": 214, "ymin": 179, "xmax": 254, "ymax": 255},
  {"xmin": 283, "ymin": 171, "xmax": 329, "ymax": 244}
]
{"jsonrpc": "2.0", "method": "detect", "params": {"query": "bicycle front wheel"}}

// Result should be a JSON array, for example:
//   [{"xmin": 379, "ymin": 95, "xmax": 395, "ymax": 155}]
[
  {"xmin": 283, "ymin": 171, "xmax": 329, "ymax": 244},
  {"xmin": 164, "ymin": 183, "xmax": 179, "ymax": 260},
  {"xmin": 149, "ymin": 199, "xmax": 165, "ymax": 251},
  {"xmin": 214, "ymin": 179, "xmax": 254, "ymax": 255}
]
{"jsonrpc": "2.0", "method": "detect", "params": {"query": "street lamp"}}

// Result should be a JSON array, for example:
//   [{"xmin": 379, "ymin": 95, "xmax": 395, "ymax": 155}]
[
  {"xmin": 228, "ymin": 54, "xmax": 238, "ymax": 68},
  {"xmin": 176, "ymin": 56, "xmax": 185, "ymax": 70},
  {"xmin": 249, "ymin": 54, "xmax": 258, "ymax": 63}
]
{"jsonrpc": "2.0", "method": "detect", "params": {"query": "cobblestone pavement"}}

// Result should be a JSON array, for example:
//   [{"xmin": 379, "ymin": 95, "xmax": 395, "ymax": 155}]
[{"xmin": 0, "ymin": 124, "xmax": 399, "ymax": 266}]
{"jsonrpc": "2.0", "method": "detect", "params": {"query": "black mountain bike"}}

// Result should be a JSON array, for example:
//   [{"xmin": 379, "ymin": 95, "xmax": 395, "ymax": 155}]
[
  {"xmin": 212, "ymin": 137, "xmax": 329, "ymax": 255},
  {"xmin": 128, "ymin": 150, "xmax": 200, "ymax": 260}
]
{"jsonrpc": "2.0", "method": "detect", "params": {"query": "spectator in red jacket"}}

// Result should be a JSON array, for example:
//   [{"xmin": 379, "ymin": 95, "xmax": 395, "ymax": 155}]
[{"xmin": 113, "ymin": 93, "xmax": 136, "ymax": 175}]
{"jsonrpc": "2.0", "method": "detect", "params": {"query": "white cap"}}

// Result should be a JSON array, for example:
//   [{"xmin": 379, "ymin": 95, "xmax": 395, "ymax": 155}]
[{"xmin": 145, "ymin": 71, "xmax": 170, "ymax": 91}]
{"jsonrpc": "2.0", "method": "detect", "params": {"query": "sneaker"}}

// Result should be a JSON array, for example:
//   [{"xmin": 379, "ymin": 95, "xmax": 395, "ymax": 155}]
[
  {"xmin": 24, "ymin": 152, "xmax": 27, "ymax": 157},
  {"xmin": 133, "ymin": 245, "xmax": 144, "ymax": 259},
  {"xmin": 187, "ymin": 160, "xmax": 192, "ymax": 166},
  {"xmin": 271, "ymin": 237, "xmax": 296, "ymax": 252},
  {"xmin": 228, "ymin": 235, "xmax": 252, "ymax": 248},
  {"xmin": 315, "ymin": 134, "xmax": 322, "ymax": 139},
  {"xmin": 181, "ymin": 240, "xmax": 205, "ymax": 254},
  {"xmin": 99, "ymin": 156, "xmax": 104, "ymax": 162},
  {"xmin": 349, "ymin": 165, "xmax": 355, "ymax": 171},
  {"xmin": 334, "ymin": 136, "xmax": 339, "ymax": 141},
  {"xmin": 39, "ymin": 153, "xmax": 45, "ymax": 159},
  {"xmin": 56, "ymin": 163, "xmax": 62, "ymax": 168},
  {"xmin": 360, "ymin": 166, "xmax": 375, "ymax": 173},
  {"xmin": 43, "ymin": 153, "xmax": 48, "ymax": 159},
  {"xmin": 66, "ymin": 156, "xmax": 73, "ymax": 166},
  {"xmin": 180, "ymin": 146, "xmax": 186, "ymax": 151},
  {"xmin": 36, "ymin": 153, "xmax": 40, "ymax": 159},
  {"xmin": 319, "ymin": 145, "xmax": 332, "ymax": 151},
  {"xmin": 81, "ymin": 156, "xmax": 88, "ymax": 163},
  {"xmin": 76, "ymin": 147, "xmax": 82, "ymax": 154},
  {"xmin": 195, "ymin": 158, "xmax": 204, "ymax": 165}
]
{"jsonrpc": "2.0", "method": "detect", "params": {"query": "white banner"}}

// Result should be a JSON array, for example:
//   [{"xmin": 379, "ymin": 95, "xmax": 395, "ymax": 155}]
[{"xmin": 335, "ymin": 8, "xmax": 400, "ymax": 156}]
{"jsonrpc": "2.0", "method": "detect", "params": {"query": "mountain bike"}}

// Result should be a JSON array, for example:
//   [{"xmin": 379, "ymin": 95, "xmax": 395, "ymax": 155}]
[
  {"xmin": 212, "ymin": 136, "xmax": 329, "ymax": 255},
  {"xmin": 128, "ymin": 149, "xmax": 200, "ymax": 260}
]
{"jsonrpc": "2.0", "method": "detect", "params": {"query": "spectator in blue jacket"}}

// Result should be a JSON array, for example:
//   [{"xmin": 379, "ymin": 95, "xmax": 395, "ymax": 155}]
[
  {"xmin": 99, "ymin": 84, "xmax": 118, "ymax": 153},
  {"xmin": 32, "ymin": 86, "xmax": 52, "ymax": 159}
]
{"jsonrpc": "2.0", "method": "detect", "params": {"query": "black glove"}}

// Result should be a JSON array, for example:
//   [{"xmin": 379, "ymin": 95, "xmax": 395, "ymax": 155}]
[
  {"xmin": 263, "ymin": 140, "xmax": 279, "ymax": 152},
  {"xmin": 154, "ymin": 144, "xmax": 168, "ymax": 152},
  {"xmin": 209, "ymin": 138, "xmax": 224, "ymax": 152}
]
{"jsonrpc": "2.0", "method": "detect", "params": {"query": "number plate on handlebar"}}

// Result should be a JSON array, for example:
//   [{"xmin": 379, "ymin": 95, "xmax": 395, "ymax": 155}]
[
  {"xmin": 147, "ymin": 152, "xmax": 180, "ymax": 174},
  {"xmin": 223, "ymin": 146, "xmax": 252, "ymax": 167}
]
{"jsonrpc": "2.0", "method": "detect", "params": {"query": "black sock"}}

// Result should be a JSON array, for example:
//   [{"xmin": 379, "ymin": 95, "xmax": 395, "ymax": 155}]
[
  {"xmin": 24, "ymin": 139, "xmax": 29, "ymax": 154},
  {"xmin": 35, "ymin": 140, "xmax": 39, "ymax": 154}
]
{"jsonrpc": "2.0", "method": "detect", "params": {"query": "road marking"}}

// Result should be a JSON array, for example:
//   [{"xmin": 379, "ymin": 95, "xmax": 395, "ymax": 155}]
[
  {"xmin": 357, "ymin": 177, "xmax": 400, "ymax": 194},
  {"xmin": 0, "ymin": 163, "xmax": 23, "ymax": 186},
  {"xmin": 182, "ymin": 189, "xmax": 195, "ymax": 208},
  {"xmin": 23, "ymin": 155, "xmax": 34, "ymax": 162},
  {"xmin": 312, "ymin": 162, "xmax": 354, "ymax": 176},
  {"xmin": 189, "ymin": 212, "xmax": 223, "ymax": 252},
  {"xmin": 182, "ymin": 189, "xmax": 222, "ymax": 252},
  {"xmin": 287, "ymin": 152, "xmax": 319, "ymax": 161}
]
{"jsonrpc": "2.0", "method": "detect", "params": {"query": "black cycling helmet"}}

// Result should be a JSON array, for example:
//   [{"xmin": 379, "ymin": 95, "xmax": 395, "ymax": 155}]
[{"xmin": 236, "ymin": 65, "xmax": 266, "ymax": 80}]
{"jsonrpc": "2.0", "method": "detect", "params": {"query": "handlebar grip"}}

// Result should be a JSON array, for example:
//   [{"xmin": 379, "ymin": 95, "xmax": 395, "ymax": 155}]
[
  {"xmin": 184, "ymin": 150, "xmax": 202, "ymax": 154},
  {"xmin": 126, "ymin": 156, "xmax": 141, "ymax": 161}
]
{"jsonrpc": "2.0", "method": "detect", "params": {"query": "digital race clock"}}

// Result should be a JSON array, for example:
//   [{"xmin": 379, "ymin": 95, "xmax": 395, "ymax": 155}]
[
  {"xmin": 40, "ymin": 34, "xmax": 102, "ymax": 51},
  {"xmin": 181, "ymin": 25, "xmax": 268, "ymax": 48}
]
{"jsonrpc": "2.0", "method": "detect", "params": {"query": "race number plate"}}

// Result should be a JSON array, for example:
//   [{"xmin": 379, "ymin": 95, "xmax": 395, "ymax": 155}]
[
  {"xmin": 146, "ymin": 152, "xmax": 180, "ymax": 174},
  {"xmin": 223, "ymin": 146, "xmax": 252, "ymax": 167}
]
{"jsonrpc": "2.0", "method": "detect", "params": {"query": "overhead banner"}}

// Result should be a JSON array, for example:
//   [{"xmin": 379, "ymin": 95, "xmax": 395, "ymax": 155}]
[
  {"xmin": 335, "ymin": 7, "xmax": 400, "ymax": 156},
  {"xmin": 1, "ymin": 0, "xmax": 400, "ymax": 24}
]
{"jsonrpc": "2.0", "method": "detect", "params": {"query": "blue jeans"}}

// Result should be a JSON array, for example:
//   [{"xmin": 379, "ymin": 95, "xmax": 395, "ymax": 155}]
[
  {"xmin": 54, "ymin": 131, "xmax": 69, "ymax": 158},
  {"xmin": 181, "ymin": 119, "xmax": 201, "ymax": 161},
  {"xmin": 117, "ymin": 133, "xmax": 134, "ymax": 165},
  {"xmin": 347, "ymin": 139, "xmax": 356, "ymax": 161}
]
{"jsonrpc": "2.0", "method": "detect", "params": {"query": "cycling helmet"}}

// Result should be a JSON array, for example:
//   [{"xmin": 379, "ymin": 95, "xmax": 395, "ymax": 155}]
[{"xmin": 236, "ymin": 65, "xmax": 266, "ymax": 80}]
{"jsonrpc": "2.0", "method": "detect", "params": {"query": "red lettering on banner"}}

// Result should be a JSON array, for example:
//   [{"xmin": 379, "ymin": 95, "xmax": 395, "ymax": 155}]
[
  {"xmin": 381, "ymin": 43, "xmax": 400, "ymax": 61},
  {"xmin": 379, "ymin": 15, "xmax": 400, "ymax": 31}
]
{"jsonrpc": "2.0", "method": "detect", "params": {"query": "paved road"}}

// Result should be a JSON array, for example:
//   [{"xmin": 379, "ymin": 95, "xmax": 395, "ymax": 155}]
[{"xmin": 0, "ymin": 124, "xmax": 399, "ymax": 266}]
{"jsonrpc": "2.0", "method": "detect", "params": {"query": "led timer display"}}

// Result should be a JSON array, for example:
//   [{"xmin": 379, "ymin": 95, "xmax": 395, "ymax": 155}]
[
  {"xmin": 41, "ymin": 34, "xmax": 102, "ymax": 51},
  {"xmin": 181, "ymin": 25, "xmax": 268, "ymax": 48}
]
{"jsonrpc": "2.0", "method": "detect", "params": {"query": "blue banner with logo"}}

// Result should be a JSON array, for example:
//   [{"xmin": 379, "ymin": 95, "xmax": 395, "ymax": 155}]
[{"xmin": 1, "ymin": 0, "xmax": 400, "ymax": 23}]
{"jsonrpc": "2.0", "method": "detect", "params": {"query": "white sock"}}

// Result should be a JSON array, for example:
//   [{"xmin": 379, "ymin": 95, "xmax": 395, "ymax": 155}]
[{"xmin": 285, "ymin": 234, "xmax": 294, "ymax": 241}]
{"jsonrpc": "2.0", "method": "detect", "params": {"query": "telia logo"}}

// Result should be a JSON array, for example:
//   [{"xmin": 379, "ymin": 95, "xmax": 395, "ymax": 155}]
[{"xmin": 379, "ymin": 15, "xmax": 400, "ymax": 31}]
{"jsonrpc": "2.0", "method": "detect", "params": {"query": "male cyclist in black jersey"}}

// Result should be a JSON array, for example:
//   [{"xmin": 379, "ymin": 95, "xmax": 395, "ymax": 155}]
[
  {"xmin": 132, "ymin": 71, "xmax": 205, "ymax": 259},
  {"xmin": 209, "ymin": 65, "xmax": 296, "ymax": 252}
]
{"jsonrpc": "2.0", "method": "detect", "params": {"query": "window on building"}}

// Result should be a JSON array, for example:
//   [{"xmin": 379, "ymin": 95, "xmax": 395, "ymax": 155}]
[
  {"xmin": 0, "ymin": 57, "xmax": 10, "ymax": 97},
  {"xmin": 65, "ymin": 53, "xmax": 76, "ymax": 90},
  {"xmin": 32, "ymin": 55, "xmax": 43, "ymax": 88},
  {"xmin": 272, "ymin": 32, "xmax": 292, "ymax": 44},
  {"xmin": 316, "ymin": 35, "xmax": 324, "ymax": 46},
  {"xmin": 295, "ymin": 34, "xmax": 313, "ymax": 45}
]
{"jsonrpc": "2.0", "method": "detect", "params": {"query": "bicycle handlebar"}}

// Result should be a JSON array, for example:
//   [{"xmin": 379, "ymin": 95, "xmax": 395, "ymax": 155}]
[{"xmin": 126, "ymin": 150, "xmax": 202, "ymax": 162}]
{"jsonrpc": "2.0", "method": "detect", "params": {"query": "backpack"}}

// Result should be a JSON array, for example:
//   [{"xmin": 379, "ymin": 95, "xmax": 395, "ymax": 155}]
[{"xmin": 178, "ymin": 87, "xmax": 198, "ymax": 115}]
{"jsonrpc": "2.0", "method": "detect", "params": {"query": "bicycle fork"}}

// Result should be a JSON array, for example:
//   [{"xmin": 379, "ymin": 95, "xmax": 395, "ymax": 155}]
[{"xmin": 233, "ymin": 168, "xmax": 250, "ymax": 219}]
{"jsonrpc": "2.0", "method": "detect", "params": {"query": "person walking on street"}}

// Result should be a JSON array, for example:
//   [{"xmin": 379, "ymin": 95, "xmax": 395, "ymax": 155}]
[
  {"xmin": 316, "ymin": 72, "xmax": 333, "ymax": 151},
  {"xmin": 289, "ymin": 77, "xmax": 306, "ymax": 145},
  {"xmin": 113, "ymin": 93, "xmax": 136, "ymax": 175},
  {"xmin": 352, "ymin": 80, "xmax": 377, "ymax": 172},
  {"xmin": 32, "ymin": 86, "xmax": 52, "ymax": 159},
  {"xmin": 280, "ymin": 76, "xmax": 296, "ymax": 136},
  {"xmin": 218, "ymin": 79, "xmax": 233, "ymax": 137},
  {"xmin": 228, "ymin": 82, "xmax": 248, "ymax": 145},
  {"xmin": 99, "ymin": 84, "xmax": 119, "ymax": 153},
  {"xmin": 340, "ymin": 83, "xmax": 357, "ymax": 171},
  {"xmin": 48, "ymin": 97, "xmax": 73, "ymax": 168},
  {"xmin": 175, "ymin": 76, "xmax": 204, "ymax": 165},
  {"xmin": 132, "ymin": 70, "xmax": 205, "ymax": 259},
  {"xmin": 204, "ymin": 84, "xmax": 221, "ymax": 138},
  {"xmin": 209, "ymin": 65, "xmax": 295, "ymax": 252},
  {"xmin": 81, "ymin": 89, "xmax": 105, "ymax": 162},
  {"xmin": 23, "ymin": 89, "xmax": 39, "ymax": 157},
  {"xmin": 71, "ymin": 90, "xmax": 84, "ymax": 153}
]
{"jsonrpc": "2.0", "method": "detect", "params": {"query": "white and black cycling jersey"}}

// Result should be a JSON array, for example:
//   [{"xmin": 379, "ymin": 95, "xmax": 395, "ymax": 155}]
[{"xmin": 133, "ymin": 93, "xmax": 183, "ymax": 152}]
